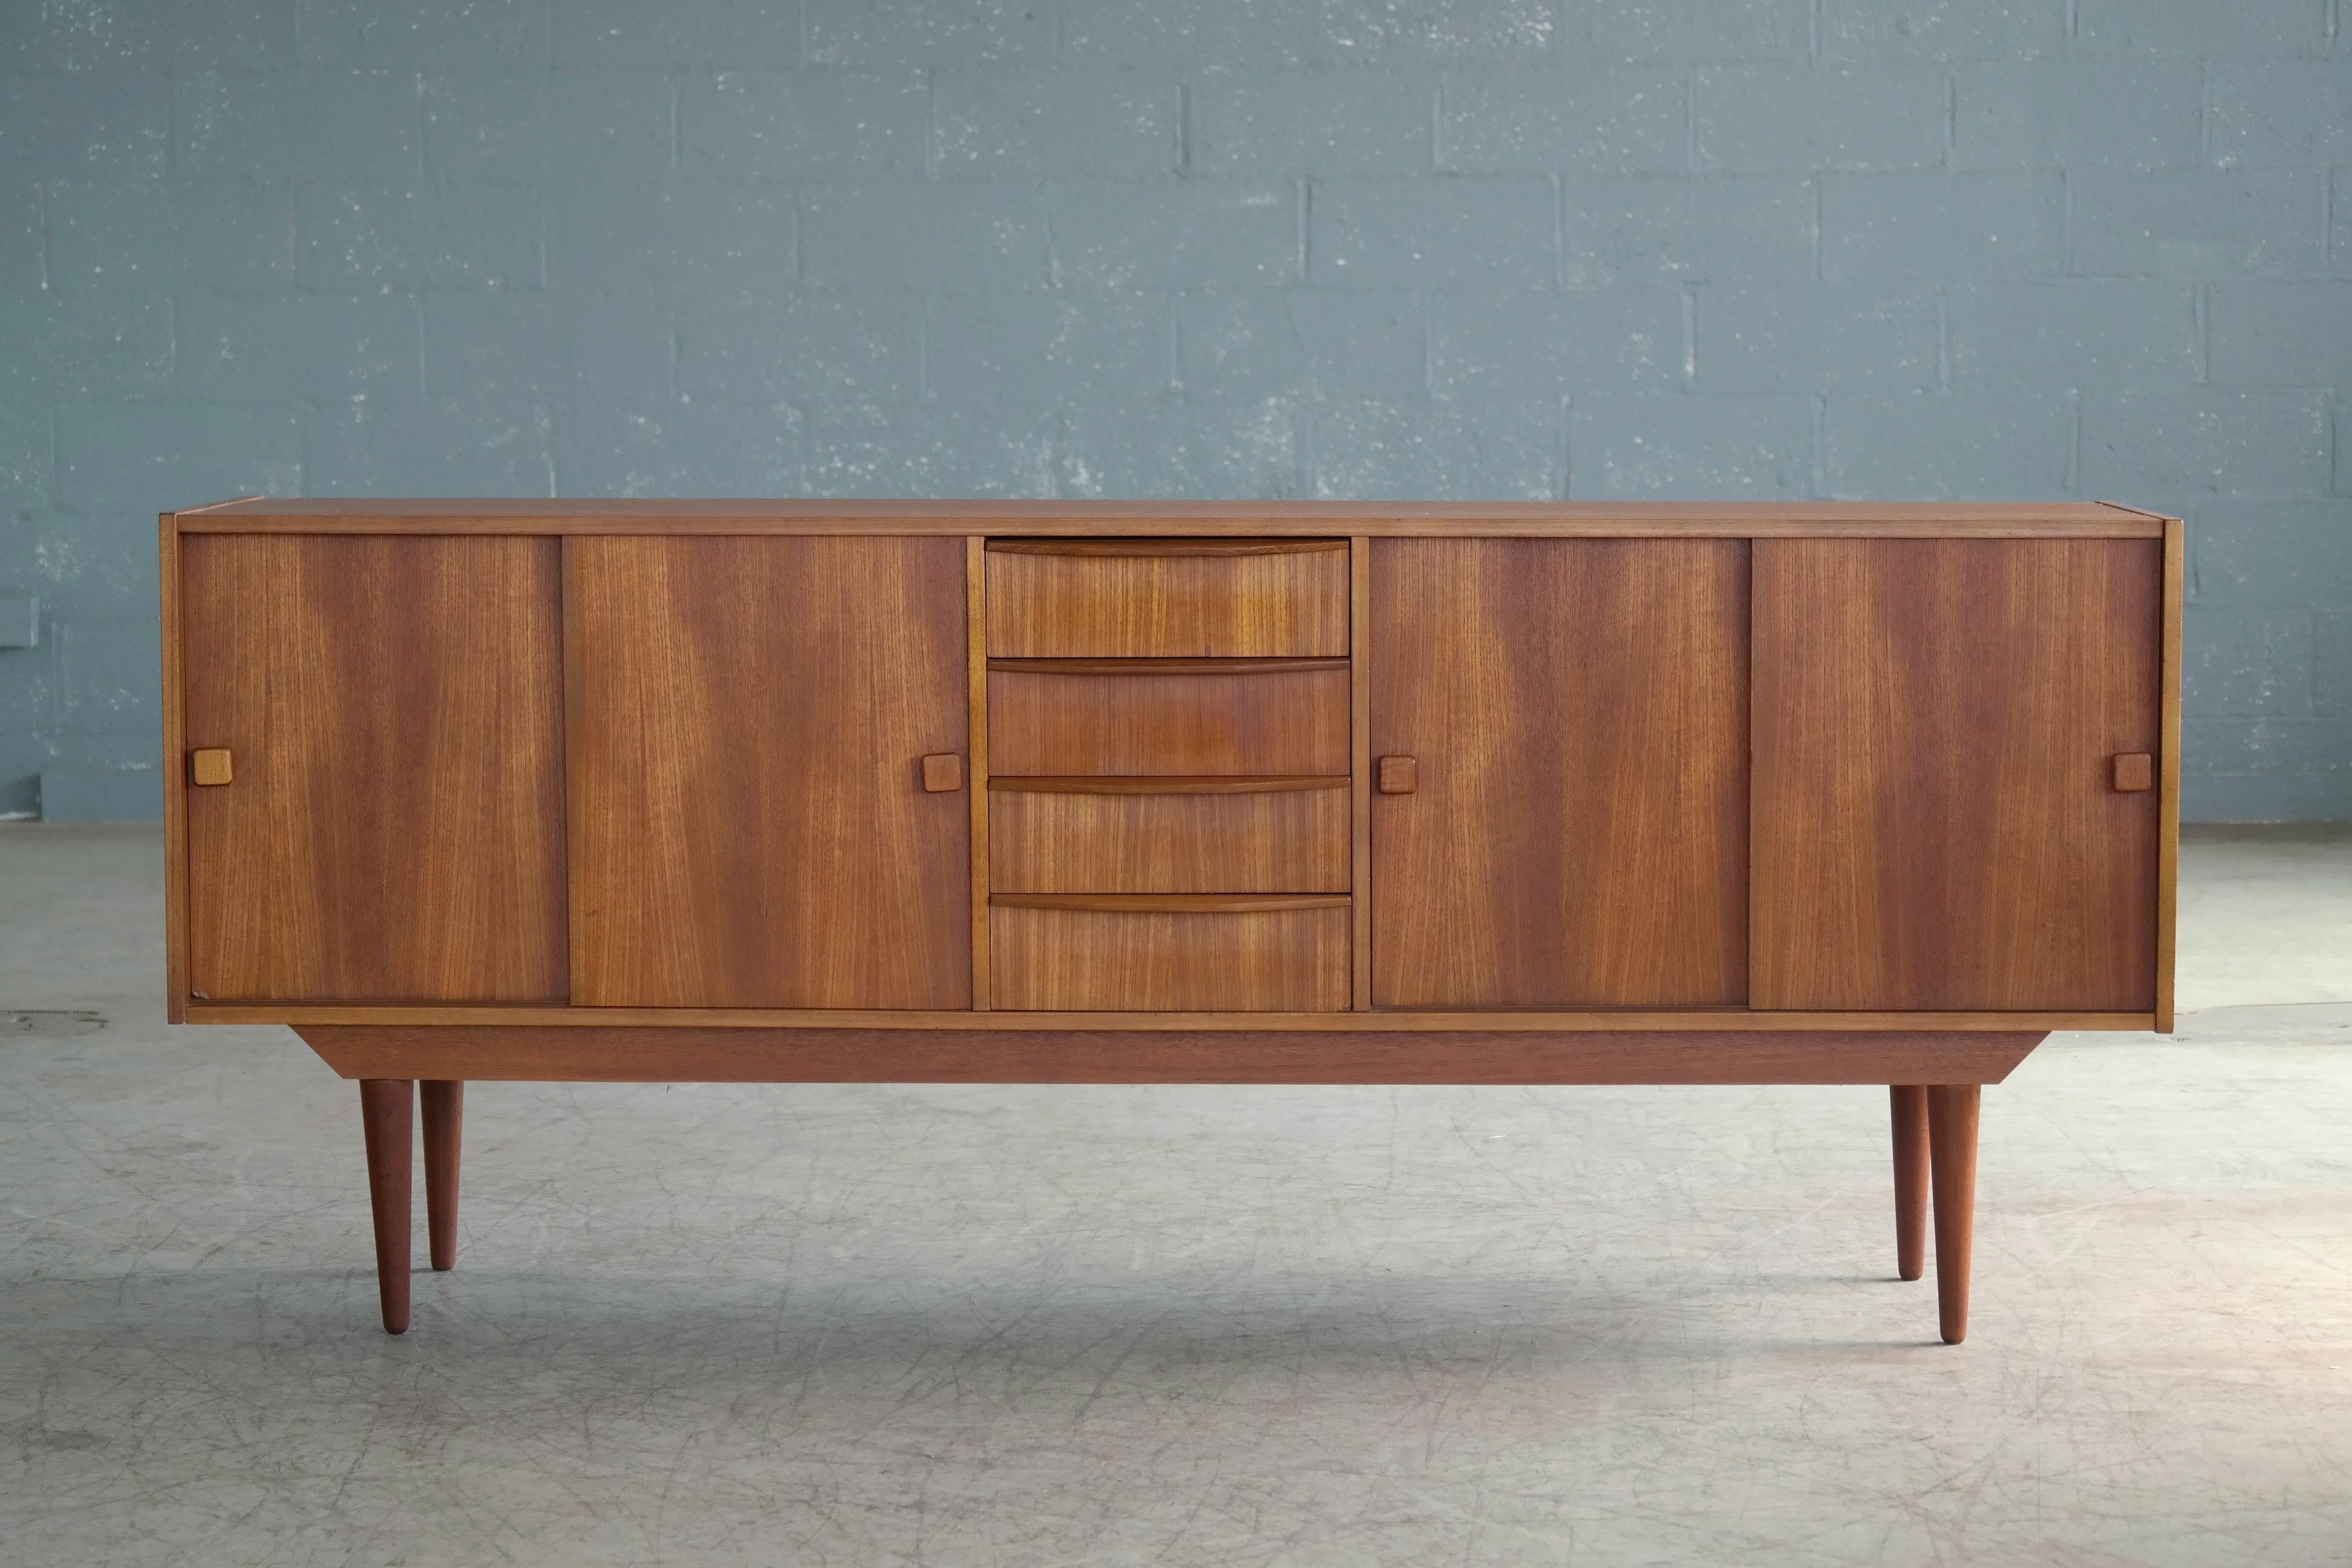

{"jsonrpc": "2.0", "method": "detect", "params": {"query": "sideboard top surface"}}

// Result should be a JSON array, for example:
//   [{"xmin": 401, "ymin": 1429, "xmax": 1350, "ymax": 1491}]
[{"xmin": 172, "ymin": 497, "xmax": 2172, "ymax": 537}]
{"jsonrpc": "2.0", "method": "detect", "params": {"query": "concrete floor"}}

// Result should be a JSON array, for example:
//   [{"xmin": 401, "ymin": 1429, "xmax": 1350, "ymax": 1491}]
[{"xmin": 2, "ymin": 826, "xmax": 2348, "ymax": 1567}]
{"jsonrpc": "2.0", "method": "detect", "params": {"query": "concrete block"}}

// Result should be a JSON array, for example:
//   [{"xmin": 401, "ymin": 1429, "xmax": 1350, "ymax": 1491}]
[
  {"xmin": 2209, "ymin": 60, "xmax": 2352, "ymax": 166},
  {"xmin": 1059, "ymin": 397, "xmax": 1299, "ymax": 499},
  {"xmin": 554, "ymin": 401, "xmax": 802, "ymax": 497},
  {"xmin": 0, "ymin": 72, "xmax": 170, "ymax": 179},
  {"xmin": 1, "ymin": 0, "xmax": 292, "ymax": 71},
  {"xmin": 2074, "ymin": 0, "xmax": 2330, "ymax": 57},
  {"xmin": 2080, "ymin": 390, "xmax": 2331, "ymax": 495},
  {"xmin": 2184, "ymin": 609, "xmax": 2315, "ymax": 717},
  {"xmin": 927, "ymin": 293, "xmax": 1172, "ymax": 405},
  {"xmin": 801, "ymin": 183, "xmax": 1046, "ymax": 290},
  {"xmin": 2335, "ymin": 171, "xmax": 2351, "ymax": 276},
  {"xmin": 53, "ymin": 618, "xmax": 161, "ymax": 736},
  {"xmin": 804, "ymin": 397, "xmax": 1059, "ymax": 498},
  {"xmin": 2315, "ymin": 612, "xmax": 2352, "ymax": 717},
  {"xmin": 1694, "ymin": 64, "xmax": 1945, "ymax": 172},
  {"xmin": 1952, "ymin": 60, "xmax": 2205, "ymax": 169},
  {"xmin": 2179, "ymin": 768, "xmax": 2352, "ymax": 822},
  {"xmin": 1821, "ymin": 387, "xmax": 2074, "ymax": 499},
  {"xmin": 678, "ymin": 295, "xmax": 923, "ymax": 403},
  {"xmin": 300, "ymin": 399, "xmax": 552, "ymax": 496},
  {"xmin": 176, "ymin": 70, "xmax": 423, "ymax": 183},
  {"xmin": 1052, "ymin": 183, "xmax": 1298, "ymax": 290},
  {"xmin": 298, "ymin": 0, "xmax": 550, "ymax": 67},
  {"xmin": 45, "ymin": 185, "xmax": 174, "ymax": 292},
  {"xmin": 548, "ymin": 181, "xmax": 794, "ymax": 298},
  {"xmin": 1181, "ymin": 291, "xmax": 1426, "ymax": 402},
  {"xmin": 1945, "ymin": 282, "xmax": 2198, "ymax": 388},
  {"xmin": 2181, "ymin": 718, "xmax": 2352, "ymax": 774},
  {"xmin": 0, "ymin": 183, "xmax": 41, "ymax": 291},
  {"xmin": 54, "ymin": 404, "xmax": 301, "ymax": 518},
  {"xmin": 1194, "ymin": 71, "xmax": 1434, "ymax": 177},
  {"xmin": 684, "ymin": 71, "xmax": 929, "ymax": 179},
  {"xmin": 806, "ymin": 0, "xmax": 1054, "ymax": 67},
  {"xmin": 1065, "ymin": 0, "xmax": 1558, "ymax": 67},
  {"xmin": 1823, "ymin": 172, "xmax": 2065, "ymax": 282},
  {"xmin": 177, "ymin": 293, "xmax": 423, "ymax": 402},
  {"xmin": 0, "ymin": 296, "xmax": 173, "ymax": 400},
  {"xmin": 36, "ymin": 766, "xmax": 161, "ymax": 822},
  {"xmin": 1693, "ymin": 285, "xmax": 1938, "ymax": 393},
  {"xmin": 0, "ymin": 595, "xmax": 35, "ymax": 649},
  {"xmin": 425, "ymin": 293, "xmax": 673, "ymax": 406},
  {"xmin": 1440, "ymin": 68, "xmax": 1684, "ymax": 175},
  {"xmin": 7, "ymin": 508, "xmax": 155, "ymax": 613},
  {"xmin": 1315, "ymin": 397, "xmax": 1560, "ymax": 500},
  {"xmin": 1590, "ymin": 0, "xmax": 1812, "ymax": 62},
  {"xmin": 2193, "ymin": 501, "xmax": 2352, "ymax": 609},
  {"xmin": 1313, "ymin": 179, "xmax": 1554, "ymax": 289},
  {"xmin": 1432, "ymin": 289, "xmax": 1685, "ymax": 398},
  {"xmin": 2207, "ymin": 283, "xmax": 2352, "ymax": 388},
  {"xmin": 934, "ymin": 73, "xmax": 1178, "ymax": 179},
  {"xmin": 1564, "ymin": 177, "xmax": 1814, "ymax": 287},
  {"xmin": 423, "ymin": 71, "xmax": 551, "ymax": 182},
  {"xmin": 0, "ymin": 403, "xmax": 49, "ymax": 511},
  {"xmin": 2072, "ymin": 170, "xmax": 2325, "ymax": 279},
  {"xmin": 301, "ymin": 183, "xmax": 542, "ymax": 291},
  {"xmin": 549, "ymin": 71, "xmax": 679, "ymax": 182},
  {"xmin": 1819, "ymin": 0, "xmax": 2066, "ymax": 59},
  {"xmin": 1569, "ymin": 393, "xmax": 1815, "ymax": 498},
  {"xmin": 175, "ymin": 185, "xmax": 304, "ymax": 295},
  {"xmin": 550, "ymin": 0, "xmax": 797, "ymax": 67}
]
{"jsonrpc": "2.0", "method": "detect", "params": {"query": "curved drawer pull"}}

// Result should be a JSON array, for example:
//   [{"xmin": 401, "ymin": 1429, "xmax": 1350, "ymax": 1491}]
[
  {"xmin": 990, "ymin": 774, "xmax": 1347, "ymax": 795},
  {"xmin": 987, "ymin": 656, "xmax": 1348, "ymax": 676},
  {"xmin": 985, "ymin": 538, "xmax": 1346, "ymax": 558},
  {"xmin": 991, "ymin": 893, "xmax": 1350, "ymax": 913}
]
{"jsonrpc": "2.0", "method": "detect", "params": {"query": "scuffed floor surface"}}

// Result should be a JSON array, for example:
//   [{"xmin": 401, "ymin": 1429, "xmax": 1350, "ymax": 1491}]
[{"xmin": 3, "ymin": 825, "xmax": 2350, "ymax": 1567}]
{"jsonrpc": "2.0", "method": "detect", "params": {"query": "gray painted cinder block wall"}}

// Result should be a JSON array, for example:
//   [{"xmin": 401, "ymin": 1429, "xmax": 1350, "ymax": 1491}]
[{"xmin": 2, "ymin": 0, "xmax": 2348, "ymax": 820}]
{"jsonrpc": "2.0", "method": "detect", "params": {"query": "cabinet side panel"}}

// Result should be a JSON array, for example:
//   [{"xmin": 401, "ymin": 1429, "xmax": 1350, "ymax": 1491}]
[
  {"xmin": 1369, "ymin": 538, "xmax": 1750, "ymax": 1008},
  {"xmin": 182, "ymin": 535, "xmax": 569, "ymax": 1001},
  {"xmin": 1751, "ymin": 539, "xmax": 2162, "ymax": 1010},
  {"xmin": 569, "ymin": 536, "xmax": 973, "ymax": 1009}
]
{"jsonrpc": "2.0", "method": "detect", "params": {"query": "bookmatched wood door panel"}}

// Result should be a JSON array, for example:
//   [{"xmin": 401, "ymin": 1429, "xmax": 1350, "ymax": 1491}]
[
  {"xmin": 989, "ymin": 777, "xmax": 1351, "ymax": 893},
  {"xmin": 182, "ymin": 535, "xmax": 567, "ymax": 1002},
  {"xmin": 1370, "ymin": 538, "xmax": 1749, "ymax": 1008},
  {"xmin": 1752, "ymin": 539, "xmax": 2160, "ymax": 1011},
  {"xmin": 991, "ymin": 897, "xmax": 1352, "ymax": 1011},
  {"xmin": 986, "ymin": 538, "xmax": 1349, "ymax": 657},
  {"xmin": 988, "ymin": 663, "xmax": 1350, "ymax": 777},
  {"xmin": 569, "ymin": 537, "xmax": 972, "ymax": 1009}
]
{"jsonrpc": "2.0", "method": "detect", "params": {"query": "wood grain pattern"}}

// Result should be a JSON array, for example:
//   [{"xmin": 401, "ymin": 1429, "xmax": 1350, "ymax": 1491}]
[
  {"xmin": 159, "ymin": 512, "xmax": 189, "ymax": 1023},
  {"xmin": 2111, "ymin": 753, "xmax": 2153, "ymax": 792},
  {"xmin": 1370, "ymin": 539, "xmax": 1749, "ymax": 1008},
  {"xmin": 1375, "ymin": 756, "xmax": 1417, "ymax": 794},
  {"xmin": 182, "ymin": 498, "xmax": 2164, "ymax": 538},
  {"xmin": 921, "ymin": 753, "xmax": 964, "ymax": 792},
  {"xmin": 568, "ymin": 536, "xmax": 972, "ymax": 1009},
  {"xmin": 358, "ymin": 1079, "xmax": 412, "ymax": 1334},
  {"xmin": 297, "ymin": 1025, "xmax": 2048, "ymax": 1086},
  {"xmin": 987, "ymin": 537, "xmax": 1348, "ymax": 656},
  {"xmin": 1753, "ymin": 540, "xmax": 2162, "ymax": 1011},
  {"xmin": 2157, "ymin": 516, "xmax": 2183, "ymax": 1033},
  {"xmin": 990, "ymin": 780, "xmax": 1350, "ymax": 893},
  {"xmin": 1350, "ymin": 536, "xmax": 1373, "ymax": 1011},
  {"xmin": 992, "ymin": 903, "xmax": 1351, "ymax": 1011},
  {"xmin": 967, "ymin": 535, "xmax": 991, "ymax": 1010},
  {"xmin": 990, "ymin": 665, "xmax": 1350, "ymax": 776},
  {"xmin": 188, "ymin": 748, "xmax": 233, "ymax": 785},
  {"xmin": 181, "ymin": 535, "xmax": 567, "ymax": 1002}
]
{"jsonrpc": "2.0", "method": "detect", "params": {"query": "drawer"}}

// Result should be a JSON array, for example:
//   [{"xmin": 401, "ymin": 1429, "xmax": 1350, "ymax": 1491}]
[
  {"xmin": 987, "ymin": 539, "xmax": 1348, "ymax": 658},
  {"xmin": 990, "ymin": 777, "xmax": 1350, "ymax": 894},
  {"xmin": 990, "ymin": 895, "xmax": 1352, "ymax": 1011},
  {"xmin": 988, "ymin": 659, "xmax": 1350, "ymax": 776}
]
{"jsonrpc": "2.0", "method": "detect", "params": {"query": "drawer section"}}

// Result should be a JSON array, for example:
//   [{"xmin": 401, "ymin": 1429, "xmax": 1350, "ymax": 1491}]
[
  {"xmin": 987, "ymin": 539, "xmax": 1348, "ymax": 658},
  {"xmin": 990, "ymin": 895, "xmax": 1352, "ymax": 1011},
  {"xmin": 988, "ymin": 659, "xmax": 1350, "ymax": 776},
  {"xmin": 990, "ymin": 777, "xmax": 1351, "ymax": 894}
]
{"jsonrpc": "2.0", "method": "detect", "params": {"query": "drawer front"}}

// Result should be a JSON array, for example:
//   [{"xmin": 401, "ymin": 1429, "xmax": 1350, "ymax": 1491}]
[
  {"xmin": 991, "ymin": 897, "xmax": 1352, "ymax": 1011},
  {"xmin": 987, "ymin": 540, "xmax": 1348, "ymax": 658},
  {"xmin": 990, "ymin": 779, "xmax": 1351, "ymax": 894},
  {"xmin": 988, "ymin": 662, "xmax": 1350, "ymax": 776}
]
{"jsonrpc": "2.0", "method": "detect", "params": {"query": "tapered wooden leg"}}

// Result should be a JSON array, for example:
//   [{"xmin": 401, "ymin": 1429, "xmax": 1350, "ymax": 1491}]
[
  {"xmin": 359, "ymin": 1079, "xmax": 413, "ymax": 1335},
  {"xmin": 1926, "ymin": 1084, "xmax": 1982, "ymax": 1345},
  {"xmin": 421, "ymin": 1080, "xmax": 463, "ymax": 1273},
  {"xmin": 1890, "ymin": 1085, "xmax": 1929, "ymax": 1281}
]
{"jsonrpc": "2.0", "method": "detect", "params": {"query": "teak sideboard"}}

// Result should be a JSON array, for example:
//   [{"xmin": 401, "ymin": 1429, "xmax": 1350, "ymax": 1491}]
[{"xmin": 160, "ymin": 498, "xmax": 2181, "ymax": 1344}]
